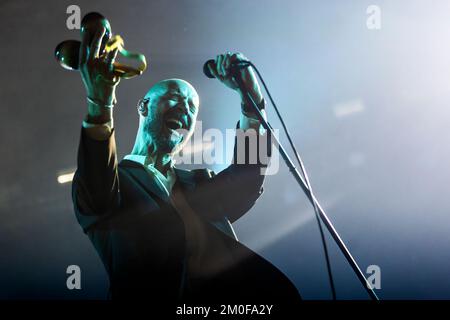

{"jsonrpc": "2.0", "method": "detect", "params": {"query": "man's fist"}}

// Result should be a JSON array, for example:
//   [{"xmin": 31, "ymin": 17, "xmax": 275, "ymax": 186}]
[
  {"xmin": 207, "ymin": 52, "xmax": 263, "ymax": 106},
  {"xmin": 79, "ymin": 24, "xmax": 120, "ymax": 107}
]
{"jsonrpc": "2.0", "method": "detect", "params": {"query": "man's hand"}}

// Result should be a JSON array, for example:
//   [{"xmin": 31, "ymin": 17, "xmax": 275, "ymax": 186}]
[
  {"xmin": 207, "ymin": 52, "xmax": 263, "ymax": 106},
  {"xmin": 79, "ymin": 25, "xmax": 120, "ymax": 122}
]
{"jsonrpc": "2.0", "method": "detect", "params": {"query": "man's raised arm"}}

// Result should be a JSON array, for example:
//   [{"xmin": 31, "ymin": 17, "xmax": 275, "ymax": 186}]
[
  {"xmin": 72, "ymin": 23, "xmax": 122, "ymax": 220},
  {"xmin": 195, "ymin": 52, "xmax": 272, "ymax": 223}
]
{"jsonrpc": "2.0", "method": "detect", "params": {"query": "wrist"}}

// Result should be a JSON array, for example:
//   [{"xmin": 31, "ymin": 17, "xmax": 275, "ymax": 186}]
[
  {"xmin": 241, "ymin": 96, "xmax": 266, "ymax": 117},
  {"xmin": 239, "ymin": 89, "xmax": 263, "ymax": 105},
  {"xmin": 87, "ymin": 99, "xmax": 113, "ymax": 124},
  {"xmin": 88, "ymin": 95, "xmax": 116, "ymax": 107}
]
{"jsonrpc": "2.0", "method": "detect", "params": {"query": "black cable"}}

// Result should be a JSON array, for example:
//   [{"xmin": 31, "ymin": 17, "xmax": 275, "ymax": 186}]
[{"xmin": 239, "ymin": 61, "xmax": 337, "ymax": 300}]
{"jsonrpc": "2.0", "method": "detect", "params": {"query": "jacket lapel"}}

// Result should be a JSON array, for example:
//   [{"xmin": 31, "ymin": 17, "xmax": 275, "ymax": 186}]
[
  {"xmin": 173, "ymin": 167, "xmax": 197, "ymax": 190},
  {"xmin": 119, "ymin": 160, "xmax": 198, "ymax": 203},
  {"xmin": 120, "ymin": 159, "xmax": 170, "ymax": 203}
]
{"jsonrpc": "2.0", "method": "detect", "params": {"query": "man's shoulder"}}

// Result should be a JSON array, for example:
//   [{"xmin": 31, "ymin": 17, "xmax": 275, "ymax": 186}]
[{"xmin": 173, "ymin": 167, "xmax": 216, "ymax": 184}]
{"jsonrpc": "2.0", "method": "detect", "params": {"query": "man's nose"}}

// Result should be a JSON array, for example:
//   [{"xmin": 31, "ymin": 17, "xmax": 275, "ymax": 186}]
[{"xmin": 176, "ymin": 99, "xmax": 190, "ymax": 114}]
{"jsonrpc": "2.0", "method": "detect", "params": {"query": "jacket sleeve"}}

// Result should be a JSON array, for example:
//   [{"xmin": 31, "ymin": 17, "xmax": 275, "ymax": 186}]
[
  {"xmin": 194, "ymin": 121, "xmax": 272, "ymax": 223},
  {"xmin": 71, "ymin": 127, "xmax": 120, "ymax": 231}
]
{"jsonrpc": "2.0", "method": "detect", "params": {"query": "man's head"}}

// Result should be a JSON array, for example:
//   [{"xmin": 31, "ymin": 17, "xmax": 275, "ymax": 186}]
[{"xmin": 136, "ymin": 79, "xmax": 199, "ymax": 155}]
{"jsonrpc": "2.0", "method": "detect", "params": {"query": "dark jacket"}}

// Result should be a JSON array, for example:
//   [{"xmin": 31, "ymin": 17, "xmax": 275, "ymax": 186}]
[{"xmin": 72, "ymin": 126, "xmax": 301, "ymax": 303}]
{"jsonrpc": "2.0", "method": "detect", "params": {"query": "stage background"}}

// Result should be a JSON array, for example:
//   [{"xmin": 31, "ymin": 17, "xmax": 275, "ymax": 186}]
[{"xmin": 1, "ymin": 0, "xmax": 449, "ymax": 299}]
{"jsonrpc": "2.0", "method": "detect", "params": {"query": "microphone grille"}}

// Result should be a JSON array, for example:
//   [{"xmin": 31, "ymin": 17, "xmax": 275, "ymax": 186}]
[{"xmin": 203, "ymin": 59, "xmax": 215, "ymax": 79}]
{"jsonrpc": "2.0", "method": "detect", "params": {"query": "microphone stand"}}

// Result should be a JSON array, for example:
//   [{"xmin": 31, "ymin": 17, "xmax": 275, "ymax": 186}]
[{"xmin": 232, "ymin": 70, "xmax": 379, "ymax": 301}]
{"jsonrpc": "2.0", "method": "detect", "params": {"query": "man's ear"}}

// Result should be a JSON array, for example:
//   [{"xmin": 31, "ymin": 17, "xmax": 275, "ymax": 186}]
[{"xmin": 137, "ymin": 98, "xmax": 150, "ymax": 117}]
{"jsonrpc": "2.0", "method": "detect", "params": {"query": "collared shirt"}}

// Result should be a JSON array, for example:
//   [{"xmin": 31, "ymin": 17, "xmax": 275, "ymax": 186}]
[{"xmin": 123, "ymin": 154, "xmax": 177, "ymax": 197}]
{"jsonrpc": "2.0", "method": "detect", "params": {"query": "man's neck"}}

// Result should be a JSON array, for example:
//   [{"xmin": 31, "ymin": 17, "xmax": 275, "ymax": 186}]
[
  {"xmin": 131, "ymin": 145, "xmax": 173, "ymax": 178},
  {"xmin": 145, "ymin": 152, "xmax": 173, "ymax": 177}
]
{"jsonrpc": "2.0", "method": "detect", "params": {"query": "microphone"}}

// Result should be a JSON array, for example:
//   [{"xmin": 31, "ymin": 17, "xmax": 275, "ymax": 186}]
[{"xmin": 203, "ymin": 59, "xmax": 251, "ymax": 79}]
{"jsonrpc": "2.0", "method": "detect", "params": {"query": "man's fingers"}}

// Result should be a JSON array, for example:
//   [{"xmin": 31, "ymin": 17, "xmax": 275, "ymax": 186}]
[
  {"xmin": 220, "ymin": 54, "xmax": 227, "ymax": 76},
  {"xmin": 106, "ymin": 47, "xmax": 119, "ymax": 70},
  {"xmin": 216, "ymin": 54, "xmax": 223, "ymax": 77},
  {"xmin": 229, "ymin": 52, "xmax": 239, "ymax": 64},
  {"xmin": 230, "ymin": 52, "xmax": 251, "ymax": 78},
  {"xmin": 207, "ymin": 63, "xmax": 219, "ymax": 79},
  {"xmin": 212, "ymin": 53, "xmax": 245, "ymax": 80},
  {"xmin": 230, "ymin": 52, "xmax": 247, "ymax": 67},
  {"xmin": 223, "ymin": 54, "xmax": 229, "ymax": 76},
  {"xmin": 214, "ymin": 55, "xmax": 225, "ymax": 80},
  {"xmin": 79, "ymin": 28, "xmax": 90, "ymax": 66},
  {"xmin": 88, "ymin": 27, "xmax": 106, "ymax": 61}
]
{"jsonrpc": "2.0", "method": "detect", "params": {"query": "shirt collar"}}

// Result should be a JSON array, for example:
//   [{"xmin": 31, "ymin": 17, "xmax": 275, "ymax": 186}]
[{"xmin": 123, "ymin": 154, "xmax": 176, "ymax": 195}]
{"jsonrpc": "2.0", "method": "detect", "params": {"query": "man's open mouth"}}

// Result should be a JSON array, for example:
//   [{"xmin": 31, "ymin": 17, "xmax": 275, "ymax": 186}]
[{"xmin": 165, "ymin": 118, "xmax": 184, "ymax": 131}]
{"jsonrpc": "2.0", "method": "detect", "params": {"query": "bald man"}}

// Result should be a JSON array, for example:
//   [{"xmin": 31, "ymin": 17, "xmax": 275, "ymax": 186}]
[{"xmin": 71, "ymin": 25, "xmax": 301, "ymax": 304}]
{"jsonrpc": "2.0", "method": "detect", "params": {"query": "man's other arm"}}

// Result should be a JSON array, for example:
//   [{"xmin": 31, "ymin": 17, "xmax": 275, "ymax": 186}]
[{"xmin": 196, "ymin": 52, "xmax": 272, "ymax": 223}]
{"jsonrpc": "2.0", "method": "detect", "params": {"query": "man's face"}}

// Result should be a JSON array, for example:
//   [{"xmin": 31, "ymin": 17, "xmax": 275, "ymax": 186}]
[{"xmin": 143, "ymin": 79, "xmax": 199, "ymax": 154}]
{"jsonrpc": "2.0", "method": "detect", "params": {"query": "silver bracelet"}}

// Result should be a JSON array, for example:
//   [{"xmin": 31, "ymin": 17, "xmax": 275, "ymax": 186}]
[{"xmin": 87, "ymin": 96, "xmax": 115, "ymax": 109}]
